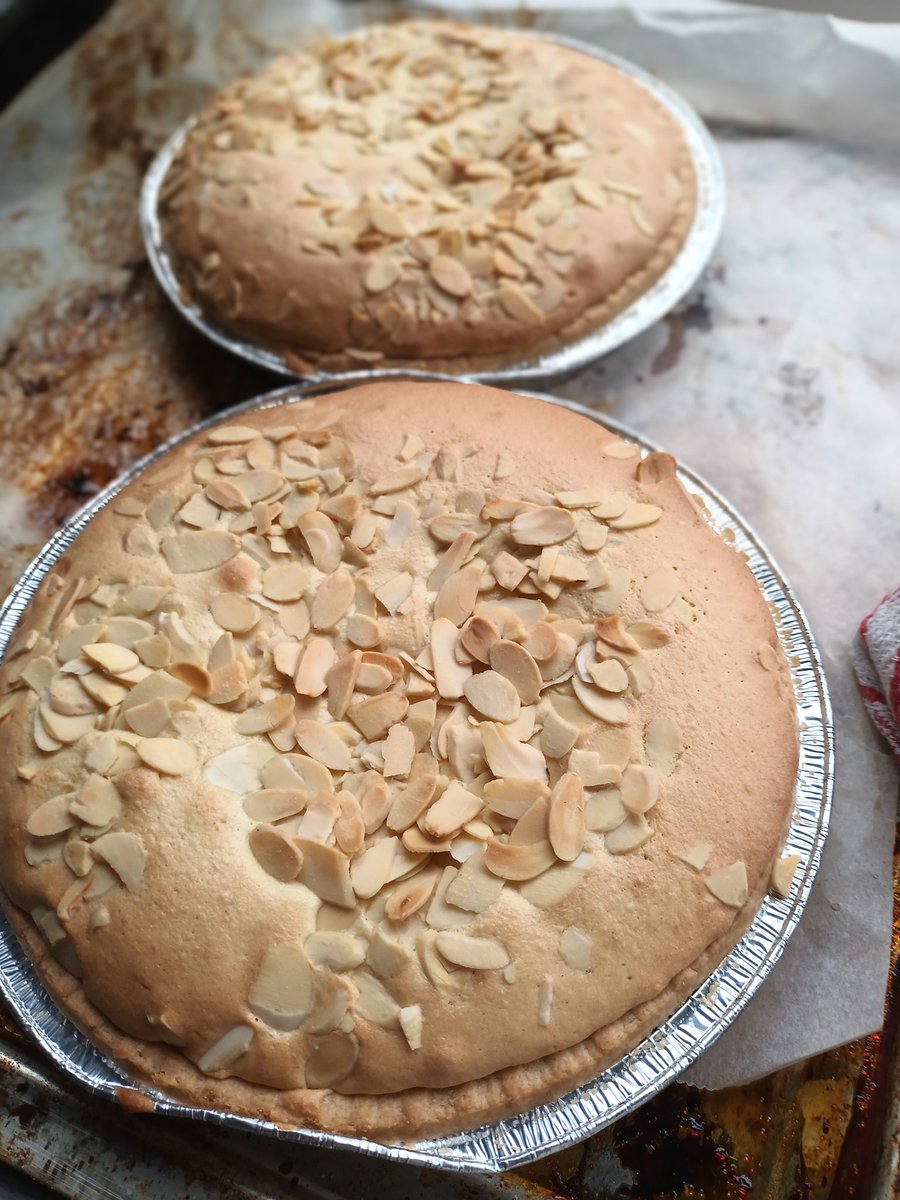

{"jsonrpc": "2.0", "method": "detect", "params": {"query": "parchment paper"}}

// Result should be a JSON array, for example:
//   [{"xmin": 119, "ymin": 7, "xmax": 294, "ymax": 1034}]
[{"xmin": 1, "ymin": 0, "xmax": 898, "ymax": 1093}]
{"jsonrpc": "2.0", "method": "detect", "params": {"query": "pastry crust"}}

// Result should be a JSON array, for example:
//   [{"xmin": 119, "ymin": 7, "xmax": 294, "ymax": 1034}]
[
  {"xmin": 158, "ymin": 21, "xmax": 697, "ymax": 373},
  {"xmin": 0, "ymin": 382, "xmax": 797, "ymax": 1141}
]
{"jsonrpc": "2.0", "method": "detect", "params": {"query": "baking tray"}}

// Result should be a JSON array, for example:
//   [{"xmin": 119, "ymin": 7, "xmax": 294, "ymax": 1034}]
[
  {"xmin": 139, "ymin": 33, "xmax": 726, "ymax": 388},
  {"xmin": 0, "ymin": 376, "xmax": 831, "ymax": 1176}
]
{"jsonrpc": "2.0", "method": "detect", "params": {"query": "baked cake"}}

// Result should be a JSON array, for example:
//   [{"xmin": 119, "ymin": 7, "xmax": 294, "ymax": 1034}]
[
  {"xmin": 0, "ymin": 381, "xmax": 798, "ymax": 1140},
  {"xmin": 157, "ymin": 21, "xmax": 697, "ymax": 374}
]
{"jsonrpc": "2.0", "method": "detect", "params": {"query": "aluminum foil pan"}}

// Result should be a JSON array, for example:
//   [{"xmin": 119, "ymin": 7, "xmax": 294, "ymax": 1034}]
[
  {"xmin": 140, "ymin": 34, "xmax": 726, "ymax": 388},
  {"xmin": 0, "ymin": 376, "xmax": 831, "ymax": 1175}
]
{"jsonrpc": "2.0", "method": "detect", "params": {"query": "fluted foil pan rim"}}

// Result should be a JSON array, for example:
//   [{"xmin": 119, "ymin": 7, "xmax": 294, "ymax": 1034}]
[
  {"xmin": 139, "ymin": 32, "xmax": 726, "ymax": 387},
  {"xmin": 0, "ymin": 375, "xmax": 832, "ymax": 1174}
]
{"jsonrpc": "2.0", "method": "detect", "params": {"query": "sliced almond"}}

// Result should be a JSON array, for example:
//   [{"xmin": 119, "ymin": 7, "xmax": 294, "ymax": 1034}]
[
  {"xmin": 420, "ymin": 780, "xmax": 483, "ymax": 839},
  {"xmin": 235, "ymin": 695, "xmax": 295, "ymax": 735},
  {"xmin": 350, "ymin": 836, "xmax": 399, "ymax": 900},
  {"xmin": 161, "ymin": 531, "xmax": 239, "ymax": 574},
  {"xmin": 588, "ymin": 659, "xmax": 629, "ymax": 693},
  {"xmin": 636, "ymin": 451, "xmax": 677, "ymax": 484},
  {"xmin": 621, "ymin": 764, "xmax": 660, "ymax": 814},
  {"xmin": 435, "ymin": 561, "xmax": 483, "ymax": 627},
  {"xmin": 608, "ymin": 502, "xmax": 663, "ymax": 531},
  {"xmin": 492, "ymin": 551, "xmax": 529, "ymax": 591},
  {"xmin": 364, "ymin": 256, "xmax": 401, "ymax": 293},
  {"xmin": 430, "ymin": 618, "xmax": 472, "ymax": 700},
  {"xmin": 82, "ymin": 643, "xmax": 139, "ymax": 676},
  {"xmin": 399, "ymin": 1005, "xmax": 423, "ymax": 1052},
  {"xmin": 540, "ymin": 705, "xmax": 579, "ymax": 759},
  {"xmin": 374, "ymin": 572, "xmax": 413, "ymax": 615},
  {"xmin": 480, "ymin": 722, "xmax": 547, "ymax": 782},
  {"xmin": 26, "ymin": 795, "xmax": 76, "ymax": 839},
  {"xmin": 645, "ymin": 717, "xmax": 683, "ymax": 776},
  {"xmin": 210, "ymin": 592, "xmax": 259, "ymax": 634},
  {"xmin": 548, "ymin": 773, "xmax": 585, "ymax": 862},
  {"xmin": 385, "ymin": 869, "xmax": 439, "ymax": 922},
  {"xmin": 346, "ymin": 614, "xmax": 382, "ymax": 649},
  {"xmin": 249, "ymin": 943, "xmax": 313, "ymax": 1031},
  {"xmin": 305, "ymin": 1031, "xmax": 359, "ymax": 1088},
  {"xmin": 383, "ymin": 725, "xmax": 416, "ymax": 779},
  {"xmin": 605, "ymin": 813, "xmax": 653, "ymax": 854},
  {"xmin": 641, "ymin": 566, "xmax": 679, "ymax": 613},
  {"xmin": 91, "ymin": 831, "xmax": 145, "ymax": 890},
  {"xmin": 675, "ymin": 842, "xmax": 714, "ymax": 871},
  {"xmin": 498, "ymin": 282, "xmax": 544, "ymax": 325},
  {"xmin": 248, "ymin": 825, "xmax": 304, "ymax": 881},
  {"xmin": 585, "ymin": 789, "xmax": 627, "ymax": 832},
  {"xmin": 298, "ymin": 512, "xmax": 342, "ymax": 574},
  {"xmin": 484, "ymin": 838, "xmax": 555, "ymax": 880},
  {"xmin": 568, "ymin": 750, "xmax": 621, "ymax": 788},
  {"xmin": 510, "ymin": 506, "xmax": 574, "ymax": 547},
  {"xmin": 572, "ymin": 675, "xmax": 630, "ymax": 725},
  {"xmin": 463, "ymin": 671, "xmax": 520, "ymax": 723},
  {"xmin": 705, "ymin": 861, "xmax": 749, "ymax": 908},
  {"xmin": 369, "ymin": 466, "xmax": 426, "ymax": 496},
  {"xmin": 430, "ymin": 255, "xmax": 472, "ymax": 297},
  {"xmin": 459, "ymin": 616, "xmax": 500, "ymax": 665},
  {"xmin": 771, "ymin": 854, "xmax": 801, "ymax": 898},
  {"xmin": 262, "ymin": 563, "xmax": 308, "ymax": 603},
  {"xmin": 482, "ymin": 778, "xmax": 548, "ymax": 819},
  {"xmin": 136, "ymin": 737, "xmax": 196, "ymax": 775},
  {"xmin": 294, "ymin": 638, "xmax": 336, "ymax": 699},
  {"xmin": 489, "ymin": 640, "xmax": 542, "ymax": 704},
  {"xmin": 196, "ymin": 1025, "xmax": 253, "ymax": 1075},
  {"xmin": 244, "ymin": 789, "xmax": 308, "ymax": 823},
  {"xmin": 325, "ymin": 650, "xmax": 362, "ymax": 720},
  {"xmin": 70, "ymin": 774, "xmax": 121, "ymax": 826},
  {"xmin": 296, "ymin": 838, "xmax": 355, "ymax": 908},
  {"xmin": 348, "ymin": 691, "xmax": 408, "ymax": 742},
  {"xmin": 386, "ymin": 756, "xmax": 440, "ymax": 832},
  {"xmin": 295, "ymin": 721, "xmax": 352, "ymax": 772},
  {"xmin": 435, "ymin": 931, "xmax": 508, "ymax": 970}
]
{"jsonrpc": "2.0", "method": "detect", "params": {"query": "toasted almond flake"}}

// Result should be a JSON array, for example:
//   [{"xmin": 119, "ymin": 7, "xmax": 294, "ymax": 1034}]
[
  {"xmin": 636, "ymin": 450, "xmax": 677, "ymax": 484},
  {"xmin": 356, "ymin": 662, "xmax": 393, "ymax": 693},
  {"xmin": 429, "ymin": 513, "xmax": 490, "ymax": 545},
  {"xmin": 70, "ymin": 774, "xmax": 121, "ymax": 825},
  {"xmin": 205, "ymin": 477, "xmax": 252, "ymax": 511},
  {"xmin": 576, "ymin": 520, "xmax": 608, "ymax": 553},
  {"xmin": 588, "ymin": 658, "xmax": 629, "ymax": 692},
  {"xmin": 20, "ymin": 655, "xmax": 56, "ymax": 693},
  {"xmin": 197, "ymin": 1025, "xmax": 254, "ymax": 1075},
  {"xmin": 429, "ymin": 255, "xmax": 472, "ymax": 298},
  {"xmin": 489, "ymin": 640, "xmax": 542, "ymax": 704},
  {"xmin": 641, "ymin": 566, "xmax": 679, "ymax": 613},
  {"xmin": 568, "ymin": 750, "xmax": 622, "ymax": 788},
  {"xmin": 364, "ymin": 256, "xmax": 402, "ymax": 293},
  {"xmin": 211, "ymin": 591, "xmax": 260, "ymax": 635},
  {"xmin": 63, "ymin": 839, "xmax": 93, "ymax": 877},
  {"xmin": 435, "ymin": 931, "xmax": 508, "ymax": 970},
  {"xmin": 112, "ymin": 496, "xmax": 146, "ymax": 516},
  {"xmin": 125, "ymin": 524, "xmax": 159, "ymax": 558},
  {"xmin": 346, "ymin": 613, "xmax": 382, "ymax": 649},
  {"xmin": 606, "ymin": 813, "xmax": 653, "ymax": 854},
  {"xmin": 91, "ymin": 831, "xmax": 145, "ymax": 890},
  {"xmin": 348, "ymin": 691, "xmax": 409, "ymax": 741},
  {"xmin": 306, "ymin": 1029, "xmax": 360, "ymax": 1088},
  {"xmin": 428, "ymin": 532, "xmax": 477, "ymax": 591},
  {"xmin": 208, "ymin": 424, "xmax": 261, "ymax": 446},
  {"xmin": 249, "ymin": 943, "xmax": 313, "ymax": 1031},
  {"xmin": 481, "ymin": 722, "xmax": 547, "ymax": 782},
  {"xmin": 459, "ymin": 616, "xmax": 500, "ymax": 665},
  {"xmin": 585, "ymin": 789, "xmax": 627, "ymax": 832},
  {"xmin": 537, "ymin": 976, "xmax": 554, "ymax": 1027},
  {"xmin": 483, "ymin": 778, "xmax": 548, "ymax": 819},
  {"xmin": 484, "ymin": 838, "xmax": 555, "ymax": 880},
  {"xmin": 629, "ymin": 199, "xmax": 655, "ymax": 237},
  {"xmin": 498, "ymin": 281, "xmax": 545, "ymax": 325},
  {"xmin": 309, "ymin": 569, "xmax": 354, "ymax": 632},
  {"xmin": 608, "ymin": 501, "xmax": 663, "ymax": 530},
  {"xmin": 26, "ymin": 795, "xmax": 76, "ymax": 838},
  {"xmin": 435, "ymin": 561, "xmax": 483, "ymax": 627},
  {"xmin": 350, "ymin": 836, "xmax": 399, "ymax": 900},
  {"xmin": 369, "ymin": 466, "xmax": 426, "ymax": 496},
  {"xmin": 383, "ymin": 725, "xmax": 416, "ymax": 779},
  {"xmin": 168, "ymin": 662, "xmax": 212, "ymax": 697},
  {"xmin": 374, "ymin": 572, "xmax": 413, "ymax": 615},
  {"xmin": 262, "ymin": 753, "xmax": 333, "ymax": 796},
  {"xmin": 758, "ymin": 643, "xmax": 781, "ymax": 672},
  {"xmin": 430, "ymin": 618, "xmax": 472, "ymax": 700},
  {"xmin": 492, "ymin": 552, "xmax": 530, "ymax": 594},
  {"xmin": 398, "ymin": 434, "xmax": 425, "ymax": 462},
  {"xmin": 510, "ymin": 506, "xmax": 574, "ymax": 546},
  {"xmin": 556, "ymin": 488, "xmax": 609, "ymax": 509},
  {"xmin": 82, "ymin": 643, "xmax": 139, "ymax": 676},
  {"xmin": 249, "ymin": 824, "xmax": 303, "ymax": 881},
  {"xmin": 771, "ymin": 854, "xmax": 802, "ymax": 898},
  {"xmin": 628, "ymin": 621, "xmax": 670, "ymax": 650},
  {"xmin": 262, "ymin": 563, "xmax": 308, "ymax": 603},
  {"xmin": 621, "ymin": 764, "xmax": 660, "ymax": 814},
  {"xmin": 404, "ymin": 826, "xmax": 452, "ymax": 855},
  {"xmin": 571, "ymin": 675, "xmax": 630, "ymax": 725},
  {"xmin": 294, "ymin": 721, "xmax": 352, "ymax": 772},
  {"xmin": 48, "ymin": 674, "xmax": 94, "ymax": 717},
  {"xmin": 40, "ymin": 706, "xmax": 97, "ymax": 745},
  {"xmin": 463, "ymin": 670, "xmax": 520, "ymax": 723},
  {"xmin": 398, "ymin": 1005, "xmax": 423, "ymax": 1051},
  {"xmin": 705, "ymin": 861, "xmax": 749, "ymax": 908},
  {"xmin": 540, "ymin": 705, "xmax": 579, "ymax": 759},
  {"xmin": 161, "ymin": 530, "xmax": 240, "ymax": 573},
  {"xmin": 669, "ymin": 595, "xmax": 696, "ymax": 626},
  {"xmin": 546, "ymin": 226, "xmax": 579, "ymax": 254},
  {"xmin": 298, "ymin": 511, "xmax": 343, "ymax": 574},
  {"xmin": 572, "ymin": 177, "xmax": 607, "ymax": 209},
  {"xmin": 676, "ymin": 842, "xmax": 715, "ymax": 871},
  {"xmin": 420, "ymin": 780, "xmax": 483, "ymax": 840},
  {"xmin": 590, "ymin": 493, "xmax": 630, "ymax": 521},
  {"xmin": 235, "ymin": 694, "xmax": 295, "ymax": 735},
  {"xmin": 296, "ymin": 838, "xmax": 355, "ymax": 908},
  {"xmin": 136, "ymin": 738, "xmax": 197, "ymax": 775},
  {"xmin": 243, "ymin": 789, "xmax": 308, "ymax": 823},
  {"xmin": 645, "ymin": 717, "xmax": 683, "ymax": 776},
  {"xmin": 207, "ymin": 661, "xmax": 248, "ymax": 705},
  {"xmin": 547, "ymin": 773, "xmax": 585, "ymax": 862},
  {"xmin": 305, "ymin": 931, "xmax": 366, "ymax": 972},
  {"xmin": 444, "ymin": 849, "xmax": 505, "ymax": 913},
  {"xmin": 385, "ymin": 869, "xmax": 439, "ymax": 922}
]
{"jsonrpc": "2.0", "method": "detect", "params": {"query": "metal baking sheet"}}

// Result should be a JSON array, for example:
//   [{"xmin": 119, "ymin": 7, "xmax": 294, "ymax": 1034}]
[
  {"xmin": 0, "ymin": 375, "xmax": 831, "ymax": 1176},
  {"xmin": 139, "ymin": 33, "xmax": 726, "ymax": 388}
]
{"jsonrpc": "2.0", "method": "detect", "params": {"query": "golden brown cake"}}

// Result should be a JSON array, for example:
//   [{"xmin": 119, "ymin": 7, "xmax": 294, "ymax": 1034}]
[
  {"xmin": 157, "ymin": 21, "xmax": 697, "ymax": 374},
  {"xmin": 0, "ymin": 381, "xmax": 797, "ymax": 1141}
]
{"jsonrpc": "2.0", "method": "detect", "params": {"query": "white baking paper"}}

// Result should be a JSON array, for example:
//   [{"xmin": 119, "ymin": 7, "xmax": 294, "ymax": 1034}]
[{"xmin": 0, "ymin": 0, "xmax": 898, "ymax": 1094}]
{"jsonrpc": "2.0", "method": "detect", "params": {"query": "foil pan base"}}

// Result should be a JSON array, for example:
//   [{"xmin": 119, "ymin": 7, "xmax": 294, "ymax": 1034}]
[
  {"xmin": 140, "ymin": 34, "xmax": 726, "ymax": 389},
  {"xmin": 0, "ymin": 378, "xmax": 831, "ymax": 1175}
]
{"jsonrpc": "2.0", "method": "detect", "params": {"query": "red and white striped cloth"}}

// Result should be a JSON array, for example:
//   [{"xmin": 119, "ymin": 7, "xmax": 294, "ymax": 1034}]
[{"xmin": 853, "ymin": 584, "xmax": 900, "ymax": 760}]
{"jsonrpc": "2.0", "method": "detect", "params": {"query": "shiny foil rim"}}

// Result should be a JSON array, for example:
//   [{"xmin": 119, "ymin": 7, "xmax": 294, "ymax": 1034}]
[
  {"xmin": 0, "ymin": 376, "xmax": 831, "ymax": 1175},
  {"xmin": 139, "ymin": 33, "xmax": 726, "ymax": 387}
]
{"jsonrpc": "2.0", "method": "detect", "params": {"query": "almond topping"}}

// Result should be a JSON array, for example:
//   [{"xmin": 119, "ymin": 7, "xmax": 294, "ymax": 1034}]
[
  {"xmin": 435, "ymin": 931, "xmax": 508, "ymax": 970},
  {"xmin": 348, "ymin": 691, "xmax": 409, "ymax": 741},
  {"xmin": 70, "ymin": 775, "xmax": 121, "ymax": 826},
  {"xmin": 510, "ymin": 506, "xmax": 575, "ymax": 546},
  {"xmin": 430, "ymin": 618, "xmax": 472, "ymax": 700},
  {"xmin": 210, "ymin": 592, "xmax": 259, "ymax": 633},
  {"xmin": 463, "ymin": 670, "xmax": 520, "ymax": 723},
  {"xmin": 197, "ymin": 1026, "xmax": 254, "ymax": 1075},
  {"xmin": 547, "ymin": 773, "xmax": 585, "ymax": 862},
  {"xmin": 429, "ymin": 255, "xmax": 472, "ymax": 298},
  {"xmin": 369, "ymin": 466, "xmax": 427, "ymax": 496},
  {"xmin": 262, "ymin": 563, "xmax": 308, "ymax": 603},
  {"xmin": 161, "ymin": 530, "xmax": 240, "ymax": 573},
  {"xmin": 383, "ymin": 725, "xmax": 416, "ymax": 779},
  {"xmin": 568, "ymin": 750, "xmax": 621, "ymax": 788},
  {"xmin": 82, "ymin": 643, "xmax": 139, "ymax": 676},
  {"xmin": 364, "ymin": 256, "xmax": 401, "ymax": 293},
  {"xmin": 295, "ymin": 721, "xmax": 352, "ymax": 772},
  {"xmin": 296, "ymin": 838, "xmax": 355, "ymax": 908},
  {"xmin": 420, "ymin": 780, "xmax": 482, "ymax": 839},
  {"xmin": 645, "ymin": 717, "xmax": 683, "ymax": 776},
  {"xmin": 249, "ymin": 824, "xmax": 304, "ymax": 881},
  {"xmin": 298, "ymin": 512, "xmax": 343, "ymax": 574},
  {"xmin": 399, "ymin": 1005, "xmax": 423, "ymax": 1051},
  {"xmin": 350, "ymin": 836, "xmax": 399, "ymax": 900},
  {"xmin": 771, "ymin": 854, "xmax": 801, "ymax": 898},
  {"xmin": 386, "ymin": 870, "xmax": 439, "ymax": 922},
  {"xmin": 641, "ymin": 566, "xmax": 679, "ymax": 613},
  {"xmin": 136, "ymin": 738, "xmax": 197, "ymax": 775},
  {"xmin": 484, "ymin": 838, "xmax": 555, "ymax": 880},
  {"xmin": 346, "ymin": 614, "xmax": 382, "ymax": 649},
  {"xmin": 499, "ymin": 282, "xmax": 545, "ymax": 325},
  {"xmin": 705, "ymin": 861, "xmax": 749, "ymax": 908},
  {"xmin": 636, "ymin": 451, "xmax": 677, "ymax": 484},
  {"xmin": 305, "ymin": 1032, "xmax": 359, "ymax": 1089},
  {"xmin": 243, "ymin": 789, "xmax": 308, "ymax": 822},
  {"xmin": 606, "ymin": 813, "xmax": 653, "ymax": 854},
  {"xmin": 621, "ymin": 764, "xmax": 659, "ymax": 814},
  {"xmin": 235, "ymin": 694, "xmax": 295, "ymax": 734},
  {"xmin": 628, "ymin": 621, "xmax": 670, "ymax": 650},
  {"xmin": 325, "ymin": 650, "xmax": 362, "ymax": 719},
  {"xmin": 459, "ymin": 616, "xmax": 500, "ymax": 665},
  {"xmin": 608, "ymin": 502, "xmax": 663, "ymax": 531},
  {"xmin": 540, "ymin": 705, "xmax": 579, "ymax": 758},
  {"xmin": 435, "ymin": 561, "xmax": 483, "ymax": 627},
  {"xmin": 675, "ymin": 842, "xmax": 714, "ymax": 871},
  {"xmin": 26, "ymin": 795, "xmax": 77, "ymax": 839},
  {"xmin": 248, "ymin": 943, "xmax": 313, "ymax": 1031},
  {"xmin": 489, "ymin": 640, "xmax": 542, "ymax": 704},
  {"xmin": 481, "ymin": 722, "xmax": 547, "ymax": 781},
  {"xmin": 91, "ymin": 831, "xmax": 146, "ymax": 890},
  {"xmin": 588, "ymin": 659, "xmax": 629, "ymax": 693},
  {"xmin": 559, "ymin": 926, "xmax": 594, "ymax": 970},
  {"xmin": 374, "ymin": 572, "xmax": 413, "ymax": 615}
]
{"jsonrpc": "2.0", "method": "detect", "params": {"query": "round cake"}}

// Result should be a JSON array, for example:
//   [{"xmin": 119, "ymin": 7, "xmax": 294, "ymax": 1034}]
[
  {"xmin": 157, "ymin": 20, "xmax": 697, "ymax": 374},
  {"xmin": 0, "ymin": 382, "xmax": 797, "ymax": 1140}
]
